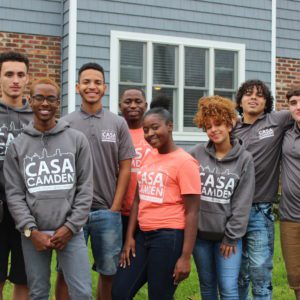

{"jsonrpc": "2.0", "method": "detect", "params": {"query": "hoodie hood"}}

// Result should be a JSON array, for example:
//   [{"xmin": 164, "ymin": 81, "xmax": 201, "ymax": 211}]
[
  {"xmin": 23, "ymin": 119, "xmax": 70, "ymax": 137},
  {"xmin": 204, "ymin": 138, "xmax": 244, "ymax": 162},
  {"xmin": 0, "ymin": 98, "xmax": 32, "ymax": 113}
]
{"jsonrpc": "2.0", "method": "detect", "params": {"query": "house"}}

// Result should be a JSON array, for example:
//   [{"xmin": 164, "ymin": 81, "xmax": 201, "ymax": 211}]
[{"xmin": 1, "ymin": 0, "xmax": 299, "ymax": 146}]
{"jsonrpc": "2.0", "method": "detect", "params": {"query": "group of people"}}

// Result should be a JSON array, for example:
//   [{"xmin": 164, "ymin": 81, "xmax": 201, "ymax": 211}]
[{"xmin": 0, "ymin": 50, "xmax": 299, "ymax": 300}]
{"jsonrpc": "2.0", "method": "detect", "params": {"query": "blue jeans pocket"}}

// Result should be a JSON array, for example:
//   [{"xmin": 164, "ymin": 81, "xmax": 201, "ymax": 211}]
[{"xmin": 259, "ymin": 204, "xmax": 275, "ymax": 222}]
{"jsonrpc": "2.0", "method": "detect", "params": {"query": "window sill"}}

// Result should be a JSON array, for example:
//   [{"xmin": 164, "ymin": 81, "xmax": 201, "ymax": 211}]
[{"xmin": 173, "ymin": 131, "xmax": 208, "ymax": 142}]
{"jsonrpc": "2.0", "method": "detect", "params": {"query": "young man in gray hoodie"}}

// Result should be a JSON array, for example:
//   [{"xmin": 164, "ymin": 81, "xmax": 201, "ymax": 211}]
[
  {"xmin": 4, "ymin": 78, "xmax": 93, "ymax": 300},
  {"xmin": 0, "ymin": 51, "xmax": 32, "ymax": 300}
]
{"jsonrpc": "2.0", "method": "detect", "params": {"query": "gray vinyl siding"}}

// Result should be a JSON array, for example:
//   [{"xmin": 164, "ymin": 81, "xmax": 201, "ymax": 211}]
[
  {"xmin": 61, "ymin": 0, "xmax": 70, "ymax": 114},
  {"xmin": 277, "ymin": 0, "xmax": 300, "ymax": 59},
  {"xmin": 62, "ymin": 0, "xmax": 272, "ymax": 114},
  {"xmin": 0, "ymin": 0, "xmax": 62, "ymax": 36}
]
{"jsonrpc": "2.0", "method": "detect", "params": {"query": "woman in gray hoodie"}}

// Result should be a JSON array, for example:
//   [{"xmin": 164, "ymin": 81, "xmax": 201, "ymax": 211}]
[{"xmin": 189, "ymin": 96, "xmax": 255, "ymax": 300}]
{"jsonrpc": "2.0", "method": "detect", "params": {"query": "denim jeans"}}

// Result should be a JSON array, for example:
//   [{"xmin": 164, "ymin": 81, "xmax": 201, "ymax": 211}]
[
  {"xmin": 84, "ymin": 209, "xmax": 122, "ymax": 275},
  {"xmin": 112, "ymin": 229, "xmax": 184, "ymax": 300},
  {"xmin": 193, "ymin": 238, "xmax": 242, "ymax": 300},
  {"xmin": 21, "ymin": 231, "xmax": 91, "ymax": 300},
  {"xmin": 238, "ymin": 203, "xmax": 274, "ymax": 300}
]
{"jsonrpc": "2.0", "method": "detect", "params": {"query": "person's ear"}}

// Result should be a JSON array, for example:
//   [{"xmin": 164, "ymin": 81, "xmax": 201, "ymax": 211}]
[
  {"xmin": 75, "ymin": 83, "xmax": 80, "ymax": 94},
  {"xmin": 167, "ymin": 121, "xmax": 173, "ymax": 132}
]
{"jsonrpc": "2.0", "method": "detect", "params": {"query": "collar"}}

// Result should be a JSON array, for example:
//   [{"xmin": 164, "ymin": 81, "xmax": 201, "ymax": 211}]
[
  {"xmin": 292, "ymin": 121, "xmax": 300, "ymax": 134},
  {"xmin": 80, "ymin": 106, "xmax": 104, "ymax": 119},
  {"xmin": 238, "ymin": 113, "xmax": 266, "ymax": 127}
]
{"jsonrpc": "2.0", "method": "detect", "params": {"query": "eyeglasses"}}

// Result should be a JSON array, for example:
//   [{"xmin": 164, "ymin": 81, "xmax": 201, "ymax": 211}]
[{"xmin": 32, "ymin": 95, "xmax": 59, "ymax": 103}]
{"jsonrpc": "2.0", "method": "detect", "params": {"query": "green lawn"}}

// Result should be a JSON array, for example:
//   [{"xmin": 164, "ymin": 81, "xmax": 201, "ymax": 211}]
[{"xmin": 3, "ymin": 222, "xmax": 294, "ymax": 299}]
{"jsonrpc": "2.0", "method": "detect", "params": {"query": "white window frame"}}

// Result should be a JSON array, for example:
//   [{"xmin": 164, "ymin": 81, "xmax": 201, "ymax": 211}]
[{"xmin": 110, "ymin": 30, "xmax": 245, "ymax": 142}]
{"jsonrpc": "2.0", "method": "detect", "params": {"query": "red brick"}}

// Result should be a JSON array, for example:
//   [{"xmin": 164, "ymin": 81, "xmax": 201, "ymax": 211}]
[{"xmin": 0, "ymin": 31, "xmax": 61, "ymax": 103}]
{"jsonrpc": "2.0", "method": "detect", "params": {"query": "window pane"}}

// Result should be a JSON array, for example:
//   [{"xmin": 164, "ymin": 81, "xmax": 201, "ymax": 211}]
[
  {"xmin": 120, "ymin": 41, "xmax": 145, "ymax": 83},
  {"xmin": 152, "ymin": 87, "xmax": 178, "ymax": 131},
  {"xmin": 214, "ymin": 91, "xmax": 235, "ymax": 101},
  {"xmin": 153, "ymin": 44, "xmax": 176, "ymax": 85},
  {"xmin": 215, "ymin": 50, "xmax": 236, "ymax": 89},
  {"xmin": 185, "ymin": 47, "xmax": 207, "ymax": 87},
  {"xmin": 184, "ymin": 89, "xmax": 205, "ymax": 127}
]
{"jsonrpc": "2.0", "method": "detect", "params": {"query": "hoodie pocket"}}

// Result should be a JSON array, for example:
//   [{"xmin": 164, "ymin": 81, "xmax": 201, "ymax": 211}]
[
  {"xmin": 198, "ymin": 208, "xmax": 227, "ymax": 241},
  {"xmin": 31, "ymin": 197, "xmax": 71, "ymax": 230}
]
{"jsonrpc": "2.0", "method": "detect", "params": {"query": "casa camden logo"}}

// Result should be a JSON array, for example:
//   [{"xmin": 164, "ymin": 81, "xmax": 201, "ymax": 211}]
[
  {"xmin": 0, "ymin": 122, "xmax": 23, "ymax": 160},
  {"xmin": 200, "ymin": 165, "xmax": 239, "ymax": 204},
  {"xmin": 24, "ymin": 149, "xmax": 75, "ymax": 193},
  {"xmin": 101, "ymin": 129, "xmax": 116, "ymax": 143},
  {"xmin": 138, "ymin": 169, "xmax": 168, "ymax": 204}
]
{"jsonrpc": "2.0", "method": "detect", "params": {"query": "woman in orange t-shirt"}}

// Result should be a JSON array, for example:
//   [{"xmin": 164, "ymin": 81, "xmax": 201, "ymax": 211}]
[{"xmin": 112, "ymin": 98, "xmax": 201, "ymax": 300}]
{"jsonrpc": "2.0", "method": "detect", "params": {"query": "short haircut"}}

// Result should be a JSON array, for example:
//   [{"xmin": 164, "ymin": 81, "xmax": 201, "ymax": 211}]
[
  {"xmin": 144, "ymin": 93, "xmax": 173, "ymax": 123},
  {"xmin": 30, "ymin": 78, "xmax": 61, "ymax": 97},
  {"xmin": 120, "ymin": 87, "xmax": 146, "ymax": 99},
  {"xmin": 0, "ymin": 51, "xmax": 29, "ymax": 72},
  {"xmin": 286, "ymin": 86, "xmax": 300, "ymax": 102},
  {"xmin": 236, "ymin": 79, "xmax": 274, "ymax": 115},
  {"xmin": 194, "ymin": 95, "xmax": 237, "ymax": 130},
  {"xmin": 78, "ymin": 63, "xmax": 105, "ymax": 82}
]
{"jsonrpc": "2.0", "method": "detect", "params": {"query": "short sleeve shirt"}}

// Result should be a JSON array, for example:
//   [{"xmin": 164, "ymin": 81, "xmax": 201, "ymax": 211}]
[
  {"xmin": 233, "ymin": 110, "xmax": 292, "ymax": 203},
  {"xmin": 280, "ymin": 122, "xmax": 300, "ymax": 222},
  {"xmin": 62, "ymin": 108, "xmax": 136, "ymax": 209},
  {"xmin": 121, "ymin": 128, "xmax": 152, "ymax": 216},
  {"xmin": 137, "ymin": 148, "xmax": 201, "ymax": 231}
]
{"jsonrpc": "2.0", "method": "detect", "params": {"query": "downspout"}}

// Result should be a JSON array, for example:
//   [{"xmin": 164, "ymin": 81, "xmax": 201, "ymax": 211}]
[
  {"xmin": 271, "ymin": 0, "xmax": 277, "ymax": 109},
  {"xmin": 68, "ymin": 0, "xmax": 77, "ymax": 113}
]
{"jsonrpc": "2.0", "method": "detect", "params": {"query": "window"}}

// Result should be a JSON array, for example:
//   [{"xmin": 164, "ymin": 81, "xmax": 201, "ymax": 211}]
[{"xmin": 110, "ymin": 31, "xmax": 245, "ymax": 142}]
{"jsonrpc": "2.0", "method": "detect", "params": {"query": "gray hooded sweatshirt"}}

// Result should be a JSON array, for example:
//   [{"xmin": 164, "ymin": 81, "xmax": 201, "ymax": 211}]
[
  {"xmin": 4, "ymin": 119, "xmax": 93, "ymax": 233},
  {"xmin": 0, "ymin": 99, "xmax": 33, "ymax": 202},
  {"xmin": 189, "ymin": 139, "xmax": 255, "ymax": 245}
]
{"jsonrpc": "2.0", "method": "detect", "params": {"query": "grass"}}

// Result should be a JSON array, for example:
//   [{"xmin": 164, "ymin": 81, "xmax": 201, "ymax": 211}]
[{"xmin": 3, "ymin": 222, "xmax": 293, "ymax": 300}]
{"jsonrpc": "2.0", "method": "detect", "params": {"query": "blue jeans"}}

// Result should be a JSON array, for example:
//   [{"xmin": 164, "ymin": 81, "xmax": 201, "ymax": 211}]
[
  {"xmin": 112, "ymin": 229, "xmax": 184, "ymax": 300},
  {"xmin": 21, "ymin": 231, "xmax": 91, "ymax": 300},
  {"xmin": 84, "ymin": 209, "xmax": 122, "ymax": 275},
  {"xmin": 238, "ymin": 203, "xmax": 274, "ymax": 300},
  {"xmin": 193, "ymin": 238, "xmax": 242, "ymax": 300}
]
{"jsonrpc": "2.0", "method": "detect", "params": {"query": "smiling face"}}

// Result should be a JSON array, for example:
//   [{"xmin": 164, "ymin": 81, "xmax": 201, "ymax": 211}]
[
  {"xmin": 205, "ymin": 118, "xmax": 231, "ymax": 146},
  {"xmin": 0, "ymin": 61, "xmax": 29, "ymax": 105},
  {"xmin": 119, "ymin": 89, "xmax": 147, "ymax": 128},
  {"xmin": 76, "ymin": 68, "xmax": 107, "ymax": 108},
  {"xmin": 29, "ymin": 83, "xmax": 60, "ymax": 131},
  {"xmin": 288, "ymin": 95, "xmax": 300, "ymax": 127},
  {"xmin": 143, "ymin": 113, "xmax": 173, "ymax": 153},
  {"xmin": 240, "ymin": 85, "xmax": 266, "ymax": 118}
]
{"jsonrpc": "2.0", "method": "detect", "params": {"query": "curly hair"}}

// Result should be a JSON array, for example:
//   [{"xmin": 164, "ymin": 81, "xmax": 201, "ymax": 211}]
[
  {"xmin": 236, "ymin": 80, "xmax": 274, "ymax": 115},
  {"xmin": 194, "ymin": 95, "xmax": 237, "ymax": 130}
]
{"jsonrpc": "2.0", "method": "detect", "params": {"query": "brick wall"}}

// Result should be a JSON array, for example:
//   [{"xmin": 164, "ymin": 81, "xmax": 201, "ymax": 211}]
[
  {"xmin": 0, "ymin": 32, "xmax": 61, "ymax": 99},
  {"xmin": 276, "ymin": 56, "xmax": 300, "ymax": 110}
]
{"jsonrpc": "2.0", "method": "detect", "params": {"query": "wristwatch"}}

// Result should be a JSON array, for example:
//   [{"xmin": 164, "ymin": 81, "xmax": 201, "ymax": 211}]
[{"xmin": 24, "ymin": 226, "xmax": 37, "ymax": 238}]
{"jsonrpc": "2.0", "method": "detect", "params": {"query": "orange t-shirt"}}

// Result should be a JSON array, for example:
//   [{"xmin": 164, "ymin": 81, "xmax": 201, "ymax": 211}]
[
  {"xmin": 121, "ymin": 128, "xmax": 152, "ymax": 216},
  {"xmin": 137, "ymin": 148, "xmax": 201, "ymax": 231}
]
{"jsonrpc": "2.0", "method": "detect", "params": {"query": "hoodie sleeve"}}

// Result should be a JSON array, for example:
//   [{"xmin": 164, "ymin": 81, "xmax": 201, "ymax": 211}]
[
  {"xmin": 222, "ymin": 153, "xmax": 255, "ymax": 246},
  {"xmin": 64, "ymin": 133, "xmax": 93, "ymax": 233},
  {"xmin": 4, "ymin": 143, "xmax": 37, "ymax": 232}
]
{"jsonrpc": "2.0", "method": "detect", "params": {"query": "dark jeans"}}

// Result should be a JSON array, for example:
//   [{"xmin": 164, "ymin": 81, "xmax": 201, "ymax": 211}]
[{"xmin": 112, "ymin": 229, "xmax": 184, "ymax": 300}]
